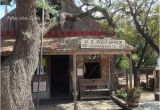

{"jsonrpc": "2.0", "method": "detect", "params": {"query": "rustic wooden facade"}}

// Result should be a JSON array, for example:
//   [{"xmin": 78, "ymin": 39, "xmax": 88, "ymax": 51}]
[{"xmin": 1, "ymin": 0, "xmax": 134, "ymax": 101}]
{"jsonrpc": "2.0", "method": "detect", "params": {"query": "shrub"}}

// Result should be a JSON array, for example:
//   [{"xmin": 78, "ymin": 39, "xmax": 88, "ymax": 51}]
[{"xmin": 115, "ymin": 88, "xmax": 127, "ymax": 100}]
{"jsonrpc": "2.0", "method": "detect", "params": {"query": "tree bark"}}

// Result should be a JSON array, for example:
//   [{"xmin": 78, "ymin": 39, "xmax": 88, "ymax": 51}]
[
  {"xmin": 133, "ymin": 67, "xmax": 140, "ymax": 87},
  {"xmin": 1, "ymin": 0, "xmax": 40, "ymax": 110}
]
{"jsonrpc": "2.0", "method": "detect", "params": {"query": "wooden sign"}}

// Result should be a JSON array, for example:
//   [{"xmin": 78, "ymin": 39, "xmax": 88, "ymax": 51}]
[
  {"xmin": 33, "ymin": 81, "xmax": 47, "ymax": 92},
  {"xmin": 81, "ymin": 39, "xmax": 126, "ymax": 49}
]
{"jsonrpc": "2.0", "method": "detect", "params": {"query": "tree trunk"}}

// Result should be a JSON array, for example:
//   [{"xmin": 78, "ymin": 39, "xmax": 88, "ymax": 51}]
[
  {"xmin": 132, "ymin": 59, "xmax": 140, "ymax": 87},
  {"xmin": 133, "ymin": 70, "xmax": 140, "ymax": 87},
  {"xmin": 1, "ymin": 0, "xmax": 41, "ymax": 110}
]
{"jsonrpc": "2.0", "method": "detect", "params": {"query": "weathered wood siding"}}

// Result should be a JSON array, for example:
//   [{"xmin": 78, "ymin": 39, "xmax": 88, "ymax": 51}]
[
  {"xmin": 1, "ymin": 0, "xmax": 107, "ymax": 37},
  {"xmin": 101, "ymin": 55, "xmax": 110, "ymax": 82}
]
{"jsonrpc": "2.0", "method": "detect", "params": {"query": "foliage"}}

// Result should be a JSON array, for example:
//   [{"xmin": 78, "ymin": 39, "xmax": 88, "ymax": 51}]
[
  {"xmin": 115, "ymin": 87, "xmax": 142, "ymax": 102},
  {"xmin": 114, "ymin": 55, "xmax": 129, "ymax": 70},
  {"xmin": 36, "ymin": 0, "xmax": 60, "ymax": 19},
  {"xmin": 115, "ymin": 88, "xmax": 127, "ymax": 100},
  {"xmin": 82, "ymin": 0, "xmax": 159, "ymax": 69},
  {"xmin": 0, "ymin": 0, "xmax": 12, "ymax": 5}
]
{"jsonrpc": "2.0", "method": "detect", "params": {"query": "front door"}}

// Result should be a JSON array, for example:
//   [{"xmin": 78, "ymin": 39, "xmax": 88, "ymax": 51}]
[{"xmin": 51, "ymin": 55, "xmax": 70, "ymax": 98}]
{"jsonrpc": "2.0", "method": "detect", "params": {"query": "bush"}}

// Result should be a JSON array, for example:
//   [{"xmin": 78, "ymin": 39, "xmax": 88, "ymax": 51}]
[
  {"xmin": 115, "ymin": 87, "xmax": 142, "ymax": 101},
  {"xmin": 115, "ymin": 88, "xmax": 127, "ymax": 100}
]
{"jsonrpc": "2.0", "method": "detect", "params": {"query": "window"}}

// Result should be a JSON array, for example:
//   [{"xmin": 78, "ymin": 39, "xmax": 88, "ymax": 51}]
[{"xmin": 84, "ymin": 55, "xmax": 101, "ymax": 79}]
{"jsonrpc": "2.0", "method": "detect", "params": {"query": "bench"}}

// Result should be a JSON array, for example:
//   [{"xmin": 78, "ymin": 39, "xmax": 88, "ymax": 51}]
[{"xmin": 79, "ymin": 79, "xmax": 110, "ymax": 100}]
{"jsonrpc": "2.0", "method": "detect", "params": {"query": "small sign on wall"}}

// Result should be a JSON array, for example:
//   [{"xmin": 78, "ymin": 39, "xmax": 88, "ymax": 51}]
[
  {"xmin": 33, "ymin": 81, "xmax": 47, "ymax": 92},
  {"xmin": 77, "ymin": 68, "xmax": 83, "ymax": 76}
]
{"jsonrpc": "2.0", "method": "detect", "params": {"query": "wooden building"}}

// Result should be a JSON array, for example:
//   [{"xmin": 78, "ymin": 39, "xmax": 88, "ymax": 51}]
[{"xmin": 1, "ymin": 0, "xmax": 134, "ymax": 101}]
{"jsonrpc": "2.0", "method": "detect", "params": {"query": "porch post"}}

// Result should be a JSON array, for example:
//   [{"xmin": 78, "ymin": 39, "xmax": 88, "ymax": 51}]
[
  {"xmin": 73, "ymin": 54, "xmax": 78, "ymax": 110},
  {"xmin": 129, "ymin": 53, "xmax": 133, "ymax": 88},
  {"xmin": 126, "ymin": 69, "xmax": 128, "ymax": 88}
]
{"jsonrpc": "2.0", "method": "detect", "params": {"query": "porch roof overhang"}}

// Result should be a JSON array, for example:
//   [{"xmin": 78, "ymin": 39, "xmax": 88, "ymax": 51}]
[{"xmin": 1, "ymin": 36, "xmax": 135, "ymax": 56}]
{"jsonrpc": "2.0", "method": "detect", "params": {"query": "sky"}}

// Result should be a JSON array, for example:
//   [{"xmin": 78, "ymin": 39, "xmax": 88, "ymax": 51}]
[
  {"xmin": 0, "ymin": 0, "xmax": 16, "ymax": 19},
  {"xmin": 0, "ymin": 0, "xmax": 102, "ymax": 19}
]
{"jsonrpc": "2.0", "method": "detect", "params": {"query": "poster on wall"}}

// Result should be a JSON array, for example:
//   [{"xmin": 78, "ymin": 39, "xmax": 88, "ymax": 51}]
[
  {"xmin": 33, "ymin": 81, "xmax": 47, "ymax": 92},
  {"xmin": 77, "ymin": 68, "xmax": 83, "ymax": 76}
]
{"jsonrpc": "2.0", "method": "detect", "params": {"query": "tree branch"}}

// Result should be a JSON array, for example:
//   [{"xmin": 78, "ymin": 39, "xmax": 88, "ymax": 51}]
[
  {"xmin": 126, "ymin": 0, "xmax": 159, "ymax": 54},
  {"xmin": 42, "ymin": 5, "xmax": 116, "ymax": 34},
  {"xmin": 111, "ymin": 8, "xmax": 125, "ymax": 17},
  {"xmin": 42, "ymin": 6, "xmax": 98, "ymax": 34},
  {"xmin": 43, "ymin": 21, "xmax": 60, "ymax": 35},
  {"xmin": 142, "ymin": 0, "xmax": 154, "ymax": 29}
]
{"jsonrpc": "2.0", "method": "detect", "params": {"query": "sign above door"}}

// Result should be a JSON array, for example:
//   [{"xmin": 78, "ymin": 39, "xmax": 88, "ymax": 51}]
[{"xmin": 81, "ymin": 39, "xmax": 126, "ymax": 49}]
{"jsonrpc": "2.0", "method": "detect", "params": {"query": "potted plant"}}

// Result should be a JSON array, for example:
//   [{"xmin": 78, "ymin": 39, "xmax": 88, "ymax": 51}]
[{"xmin": 126, "ymin": 87, "xmax": 142, "ymax": 107}]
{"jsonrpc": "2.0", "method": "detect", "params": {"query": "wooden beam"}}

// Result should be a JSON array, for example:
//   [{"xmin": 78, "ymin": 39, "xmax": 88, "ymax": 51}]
[
  {"xmin": 108, "ymin": 55, "xmax": 111, "ymax": 91},
  {"xmin": 73, "ymin": 54, "xmax": 78, "ymax": 110},
  {"xmin": 129, "ymin": 54, "xmax": 133, "ymax": 88}
]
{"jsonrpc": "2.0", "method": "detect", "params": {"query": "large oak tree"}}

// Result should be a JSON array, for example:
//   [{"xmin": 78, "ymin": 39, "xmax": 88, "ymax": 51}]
[
  {"xmin": 1, "ymin": 0, "xmax": 41, "ymax": 109},
  {"xmin": 1, "ymin": 0, "xmax": 102, "ymax": 109}
]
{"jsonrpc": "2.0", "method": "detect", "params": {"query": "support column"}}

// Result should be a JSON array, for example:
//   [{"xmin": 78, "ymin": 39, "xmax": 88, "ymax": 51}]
[
  {"xmin": 126, "ymin": 69, "xmax": 128, "ymax": 88},
  {"xmin": 73, "ymin": 54, "xmax": 78, "ymax": 110},
  {"xmin": 129, "ymin": 53, "xmax": 133, "ymax": 88}
]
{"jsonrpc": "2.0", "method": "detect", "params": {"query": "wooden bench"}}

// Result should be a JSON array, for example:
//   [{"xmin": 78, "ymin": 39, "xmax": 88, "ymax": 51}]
[{"xmin": 79, "ymin": 79, "xmax": 110, "ymax": 100}]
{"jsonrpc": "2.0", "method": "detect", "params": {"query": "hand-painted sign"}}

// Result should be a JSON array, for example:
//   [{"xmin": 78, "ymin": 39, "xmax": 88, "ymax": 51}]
[{"xmin": 81, "ymin": 39, "xmax": 126, "ymax": 49}]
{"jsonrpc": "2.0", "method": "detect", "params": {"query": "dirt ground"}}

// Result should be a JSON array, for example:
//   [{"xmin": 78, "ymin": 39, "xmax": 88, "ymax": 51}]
[
  {"xmin": 39, "ymin": 100, "xmax": 122, "ymax": 110},
  {"xmin": 140, "ymin": 90, "xmax": 154, "ymax": 102},
  {"xmin": 38, "ymin": 91, "xmax": 156, "ymax": 110}
]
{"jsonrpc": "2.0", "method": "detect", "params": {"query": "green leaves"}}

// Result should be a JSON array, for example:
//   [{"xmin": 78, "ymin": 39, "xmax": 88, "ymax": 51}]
[
  {"xmin": 36, "ymin": 0, "xmax": 60, "ymax": 18},
  {"xmin": 0, "ymin": 0, "xmax": 12, "ymax": 5},
  {"xmin": 115, "ymin": 88, "xmax": 127, "ymax": 100},
  {"xmin": 115, "ymin": 87, "xmax": 142, "ymax": 101}
]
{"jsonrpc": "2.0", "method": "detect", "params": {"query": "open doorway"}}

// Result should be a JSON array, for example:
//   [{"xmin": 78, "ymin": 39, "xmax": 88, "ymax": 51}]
[{"xmin": 51, "ymin": 55, "xmax": 70, "ymax": 98}]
